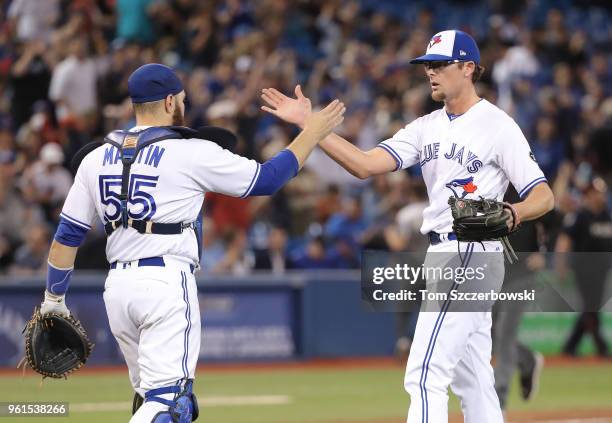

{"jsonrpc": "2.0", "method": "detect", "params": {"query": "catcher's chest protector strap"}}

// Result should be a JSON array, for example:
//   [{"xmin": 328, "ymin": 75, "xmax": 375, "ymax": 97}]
[{"xmin": 103, "ymin": 126, "xmax": 197, "ymax": 236}]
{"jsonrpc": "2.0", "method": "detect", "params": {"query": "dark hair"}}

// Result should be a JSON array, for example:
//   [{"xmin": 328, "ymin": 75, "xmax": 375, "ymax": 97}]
[
  {"xmin": 473, "ymin": 64, "xmax": 485, "ymax": 82},
  {"xmin": 458, "ymin": 62, "xmax": 485, "ymax": 83}
]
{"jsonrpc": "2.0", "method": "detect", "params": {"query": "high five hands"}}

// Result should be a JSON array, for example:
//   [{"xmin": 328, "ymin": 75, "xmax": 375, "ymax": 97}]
[{"xmin": 261, "ymin": 85, "xmax": 313, "ymax": 129}]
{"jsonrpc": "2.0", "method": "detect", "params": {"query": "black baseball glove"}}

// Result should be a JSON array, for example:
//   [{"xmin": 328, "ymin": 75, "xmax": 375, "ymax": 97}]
[
  {"xmin": 22, "ymin": 307, "xmax": 94, "ymax": 379},
  {"xmin": 448, "ymin": 196, "xmax": 520, "ymax": 263}
]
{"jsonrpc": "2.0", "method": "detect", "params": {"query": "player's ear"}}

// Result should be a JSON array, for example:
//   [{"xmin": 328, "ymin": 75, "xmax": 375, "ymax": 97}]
[
  {"xmin": 165, "ymin": 94, "xmax": 174, "ymax": 114},
  {"xmin": 464, "ymin": 62, "xmax": 475, "ymax": 79}
]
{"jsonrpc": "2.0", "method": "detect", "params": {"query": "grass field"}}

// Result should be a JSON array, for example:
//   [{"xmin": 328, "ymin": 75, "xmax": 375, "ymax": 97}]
[{"xmin": 1, "ymin": 359, "xmax": 611, "ymax": 423}]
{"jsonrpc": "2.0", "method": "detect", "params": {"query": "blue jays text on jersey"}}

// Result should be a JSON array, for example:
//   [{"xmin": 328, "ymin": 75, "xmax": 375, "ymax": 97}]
[
  {"xmin": 420, "ymin": 142, "xmax": 483, "ymax": 173},
  {"xmin": 378, "ymin": 99, "xmax": 547, "ymax": 234}
]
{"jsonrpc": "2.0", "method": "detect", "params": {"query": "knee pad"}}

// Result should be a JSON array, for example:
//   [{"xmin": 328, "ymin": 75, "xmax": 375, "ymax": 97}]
[
  {"xmin": 172, "ymin": 385, "xmax": 199, "ymax": 423},
  {"xmin": 146, "ymin": 379, "xmax": 199, "ymax": 423},
  {"xmin": 151, "ymin": 412, "xmax": 173, "ymax": 423}
]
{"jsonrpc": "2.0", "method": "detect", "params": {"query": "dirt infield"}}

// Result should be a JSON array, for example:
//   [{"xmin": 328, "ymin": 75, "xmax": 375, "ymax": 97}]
[
  {"xmin": 329, "ymin": 409, "xmax": 612, "ymax": 423},
  {"xmin": 1, "ymin": 354, "xmax": 609, "ymax": 376},
  {"xmin": 500, "ymin": 409, "xmax": 612, "ymax": 423}
]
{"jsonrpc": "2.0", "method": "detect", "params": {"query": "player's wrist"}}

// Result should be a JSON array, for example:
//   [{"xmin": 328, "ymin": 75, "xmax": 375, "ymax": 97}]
[
  {"xmin": 46, "ymin": 261, "xmax": 74, "ymax": 296},
  {"xmin": 41, "ymin": 290, "xmax": 70, "ymax": 317},
  {"xmin": 44, "ymin": 290, "xmax": 66, "ymax": 302},
  {"xmin": 503, "ymin": 202, "xmax": 521, "ymax": 230},
  {"xmin": 300, "ymin": 124, "xmax": 320, "ymax": 140},
  {"xmin": 297, "ymin": 110, "xmax": 311, "ymax": 130}
]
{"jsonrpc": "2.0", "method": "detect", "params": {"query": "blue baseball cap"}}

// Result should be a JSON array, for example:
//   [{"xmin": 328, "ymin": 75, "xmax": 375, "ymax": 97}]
[
  {"xmin": 410, "ymin": 30, "xmax": 480, "ymax": 64},
  {"xmin": 128, "ymin": 63, "xmax": 184, "ymax": 103}
]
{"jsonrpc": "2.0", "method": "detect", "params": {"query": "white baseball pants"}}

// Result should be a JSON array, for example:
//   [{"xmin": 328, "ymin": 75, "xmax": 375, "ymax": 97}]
[
  {"xmin": 103, "ymin": 256, "xmax": 200, "ymax": 422},
  {"xmin": 404, "ymin": 240, "xmax": 505, "ymax": 423}
]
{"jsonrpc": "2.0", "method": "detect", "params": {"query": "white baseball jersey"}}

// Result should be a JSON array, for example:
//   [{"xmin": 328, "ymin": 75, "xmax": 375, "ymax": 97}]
[
  {"xmin": 378, "ymin": 99, "xmax": 546, "ymax": 235},
  {"xmin": 60, "ymin": 126, "xmax": 259, "ymax": 265}
]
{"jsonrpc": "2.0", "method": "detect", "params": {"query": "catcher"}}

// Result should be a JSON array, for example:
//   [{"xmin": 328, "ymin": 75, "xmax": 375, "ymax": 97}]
[{"xmin": 25, "ymin": 63, "xmax": 344, "ymax": 423}]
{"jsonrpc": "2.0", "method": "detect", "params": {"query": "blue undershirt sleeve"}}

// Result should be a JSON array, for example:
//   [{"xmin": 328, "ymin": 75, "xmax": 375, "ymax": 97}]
[
  {"xmin": 246, "ymin": 149, "xmax": 299, "ymax": 197},
  {"xmin": 54, "ymin": 217, "xmax": 89, "ymax": 247}
]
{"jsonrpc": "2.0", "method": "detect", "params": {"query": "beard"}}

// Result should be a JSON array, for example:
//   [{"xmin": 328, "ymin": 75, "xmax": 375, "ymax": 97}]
[{"xmin": 172, "ymin": 106, "xmax": 185, "ymax": 126}]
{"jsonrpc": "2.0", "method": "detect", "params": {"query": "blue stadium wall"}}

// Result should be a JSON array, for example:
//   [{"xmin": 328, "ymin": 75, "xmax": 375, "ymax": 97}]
[{"xmin": 0, "ymin": 271, "xmax": 397, "ymax": 366}]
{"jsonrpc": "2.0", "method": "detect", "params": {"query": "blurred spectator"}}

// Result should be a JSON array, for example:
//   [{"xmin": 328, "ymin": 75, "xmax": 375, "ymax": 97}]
[
  {"xmin": 9, "ymin": 223, "xmax": 50, "ymax": 276},
  {"xmin": 325, "ymin": 195, "xmax": 368, "ymax": 262},
  {"xmin": 205, "ymin": 192, "xmax": 251, "ymax": 232},
  {"xmin": 589, "ymin": 98, "xmax": 612, "ymax": 180},
  {"xmin": 531, "ymin": 116, "xmax": 565, "ymax": 180},
  {"xmin": 0, "ymin": 0, "xmax": 609, "ymax": 276},
  {"xmin": 10, "ymin": 40, "xmax": 55, "ymax": 129},
  {"xmin": 556, "ymin": 176, "xmax": 611, "ymax": 357},
  {"xmin": 116, "ymin": 0, "xmax": 156, "ymax": 44},
  {"xmin": 537, "ymin": 9, "xmax": 570, "ymax": 65},
  {"xmin": 0, "ymin": 137, "xmax": 45, "ymax": 271},
  {"xmin": 209, "ymin": 228, "xmax": 251, "ymax": 275},
  {"xmin": 290, "ymin": 236, "xmax": 338, "ymax": 270},
  {"xmin": 395, "ymin": 181, "xmax": 429, "ymax": 252},
  {"xmin": 314, "ymin": 184, "xmax": 342, "ymax": 224},
  {"xmin": 48, "ymin": 38, "xmax": 106, "ymax": 126},
  {"xmin": 391, "ymin": 180, "xmax": 428, "ymax": 361},
  {"xmin": 182, "ymin": 7, "xmax": 220, "ymax": 68},
  {"xmin": 492, "ymin": 33, "xmax": 538, "ymax": 113},
  {"xmin": 200, "ymin": 217, "xmax": 226, "ymax": 273},
  {"xmin": 0, "ymin": 120, "xmax": 15, "ymax": 162},
  {"xmin": 7, "ymin": 0, "xmax": 60, "ymax": 42},
  {"xmin": 252, "ymin": 226, "xmax": 290, "ymax": 273},
  {"xmin": 20, "ymin": 142, "xmax": 72, "ymax": 222}
]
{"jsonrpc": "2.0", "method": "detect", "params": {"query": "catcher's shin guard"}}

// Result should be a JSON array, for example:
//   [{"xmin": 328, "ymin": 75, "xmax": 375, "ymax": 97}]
[
  {"xmin": 151, "ymin": 412, "xmax": 173, "ymax": 423},
  {"xmin": 146, "ymin": 379, "xmax": 199, "ymax": 422}
]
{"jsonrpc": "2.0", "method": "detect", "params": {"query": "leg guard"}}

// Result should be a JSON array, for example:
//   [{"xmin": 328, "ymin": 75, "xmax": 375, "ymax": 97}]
[
  {"xmin": 146, "ymin": 379, "xmax": 199, "ymax": 423},
  {"xmin": 151, "ymin": 412, "xmax": 173, "ymax": 423},
  {"xmin": 133, "ymin": 393, "xmax": 144, "ymax": 415}
]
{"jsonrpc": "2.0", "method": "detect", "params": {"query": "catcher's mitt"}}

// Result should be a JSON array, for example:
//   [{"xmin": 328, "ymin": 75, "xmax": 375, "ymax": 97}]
[
  {"xmin": 448, "ymin": 196, "xmax": 520, "ymax": 263},
  {"xmin": 21, "ymin": 307, "xmax": 94, "ymax": 379}
]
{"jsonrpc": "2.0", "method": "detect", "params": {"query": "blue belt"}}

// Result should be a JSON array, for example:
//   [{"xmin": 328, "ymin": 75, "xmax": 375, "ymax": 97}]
[
  {"xmin": 428, "ymin": 232, "xmax": 457, "ymax": 245},
  {"xmin": 110, "ymin": 256, "xmax": 165, "ymax": 269}
]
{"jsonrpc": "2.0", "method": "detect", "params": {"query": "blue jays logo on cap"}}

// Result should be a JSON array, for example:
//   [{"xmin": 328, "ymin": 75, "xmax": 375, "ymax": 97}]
[
  {"xmin": 428, "ymin": 34, "xmax": 442, "ymax": 49},
  {"xmin": 410, "ymin": 30, "xmax": 480, "ymax": 64}
]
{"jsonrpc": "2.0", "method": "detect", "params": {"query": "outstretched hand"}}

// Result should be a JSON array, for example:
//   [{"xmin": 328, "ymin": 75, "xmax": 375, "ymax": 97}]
[
  {"xmin": 303, "ymin": 99, "xmax": 345, "ymax": 140},
  {"xmin": 261, "ymin": 85, "xmax": 312, "ymax": 128}
]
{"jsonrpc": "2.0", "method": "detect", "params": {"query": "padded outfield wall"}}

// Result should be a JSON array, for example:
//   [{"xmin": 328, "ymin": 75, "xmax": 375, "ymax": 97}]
[{"xmin": 0, "ymin": 271, "xmax": 609, "ymax": 366}]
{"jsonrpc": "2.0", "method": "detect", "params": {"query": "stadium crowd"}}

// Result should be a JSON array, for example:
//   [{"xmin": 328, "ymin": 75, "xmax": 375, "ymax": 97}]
[{"xmin": 0, "ymin": 0, "xmax": 610, "ymax": 276}]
